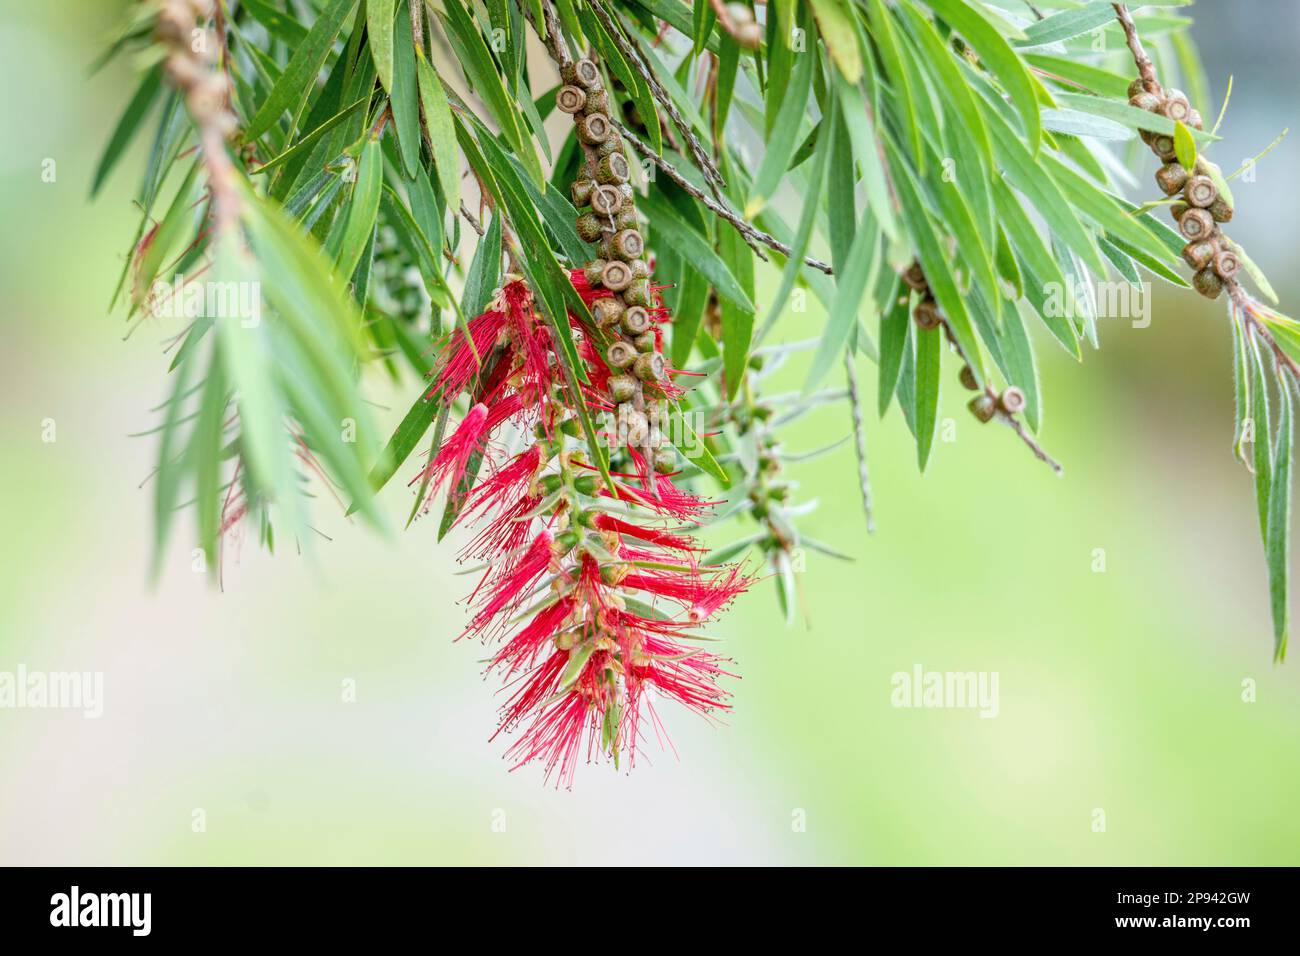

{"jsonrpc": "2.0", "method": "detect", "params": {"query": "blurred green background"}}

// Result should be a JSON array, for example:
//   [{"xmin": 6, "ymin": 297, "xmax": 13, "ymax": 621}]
[{"xmin": 2, "ymin": 1, "xmax": 1298, "ymax": 865}]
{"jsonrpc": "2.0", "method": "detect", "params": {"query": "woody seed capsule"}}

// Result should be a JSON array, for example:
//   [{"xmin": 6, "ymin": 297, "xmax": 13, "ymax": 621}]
[
  {"xmin": 556, "ymin": 85, "xmax": 587, "ymax": 114},
  {"xmin": 633, "ymin": 351, "xmax": 666, "ymax": 383},
  {"xmin": 903, "ymin": 261, "xmax": 928, "ymax": 292},
  {"xmin": 1130, "ymin": 91, "xmax": 1162, "ymax": 113},
  {"xmin": 1178, "ymin": 207, "xmax": 1215, "ymax": 241},
  {"xmin": 610, "ymin": 229, "xmax": 644, "ymax": 260},
  {"xmin": 571, "ymin": 179, "xmax": 595, "ymax": 208},
  {"xmin": 576, "ymin": 212, "xmax": 605, "ymax": 243},
  {"xmin": 633, "ymin": 331, "xmax": 657, "ymax": 352},
  {"xmin": 584, "ymin": 259, "xmax": 607, "ymax": 286},
  {"xmin": 1170, "ymin": 201, "xmax": 1190, "ymax": 223},
  {"xmin": 614, "ymin": 206, "xmax": 639, "ymax": 231},
  {"xmin": 1151, "ymin": 135, "xmax": 1178, "ymax": 162},
  {"xmin": 620, "ymin": 305, "xmax": 651, "ymax": 335},
  {"xmin": 572, "ymin": 58, "xmax": 603, "ymax": 91},
  {"xmin": 600, "ymin": 260, "xmax": 634, "ymax": 292},
  {"xmin": 608, "ymin": 374, "xmax": 637, "ymax": 403},
  {"xmin": 1161, "ymin": 89, "xmax": 1193, "ymax": 124},
  {"xmin": 1127, "ymin": 77, "xmax": 1149, "ymax": 99},
  {"xmin": 606, "ymin": 341, "xmax": 637, "ymax": 369},
  {"xmin": 1194, "ymin": 268, "xmax": 1224, "ymax": 300},
  {"xmin": 1213, "ymin": 248, "xmax": 1241, "ymax": 281},
  {"xmin": 597, "ymin": 133, "xmax": 624, "ymax": 157},
  {"xmin": 629, "ymin": 259, "xmax": 650, "ymax": 280},
  {"xmin": 1184, "ymin": 175, "xmax": 1218, "ymax": 208},
  {"xmin": 1189, "ymin": 109, "xmax": 1204, "ymax": 131},
  {"xmin": 584, "ymin": 90, "xmax": 610, "ymax": 115},
  {"xmin": 1182, "ymin": 239, "xmax": 1219, "ymax": 271},
  {"xmin": 1210, "ymin": 197, "xmax": 1234, "ymax": 223},
  {"xmin": 968, "ymin": 394, "xmax": 997, "ymax": 424},
  {"xmin": 959, "ymin": 365, "xmax": 979, "ymax": 391},
  {"xmin": 592, "ymin": 297, "xmax": 625, "ymax": 327},
  {"xmin": 913, "ymin": 299, "xmax": 942, "ymax": 331},
  {"xmin": 998, "ymin": 386, "xmax": 1026, "ymax": 415},
  {"xmin": 623, "ymin": 278, "xmax": 651, "ymax": 307},
  {"xmin": 577, "ymin": 113, "xmax": 611, "ymax": 145},
  {"xmin": 597, "ymin": 153, "xmax": 630, "ymax": 185},
  {"xmin": 1155, "ymin": 162, "xmax": 1189, "ymax": 197},
  {"xmin": 590, "ymin": 184, "xmax": 622, "ymax": 216}
]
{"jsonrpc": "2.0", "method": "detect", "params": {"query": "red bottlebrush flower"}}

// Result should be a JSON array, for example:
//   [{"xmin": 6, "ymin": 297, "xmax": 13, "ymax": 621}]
[
  {"xmin": 460, "ymin": 445, "xmax": 543, "ymax": 527},
  {"xmin": 426, "ymin": 309, "xmax": 509, "ymax": 402},
  {"xmin": 410, "ymin": 402, "xmax": 490, "ymax": 501},
  {"xmin": 501, "ymin": 648, "xmax": 610, "ymax": 787},
  {"xmin": 622, "ymin": 565, "xmax": 751, "ymax": 623},
  {"xmin": 464, "ymin": 531, "xmax": 554, "ymax": 639},
  {"xmin": 592, "ymin": 514, "xmax": 703, "ymax": 553},
  {"xmin": 490, "ymin": 596, "xmax": 574, "ymax": 678}
]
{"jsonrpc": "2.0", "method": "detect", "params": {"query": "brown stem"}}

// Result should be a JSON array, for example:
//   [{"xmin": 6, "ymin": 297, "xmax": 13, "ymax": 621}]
[
  {"xmin": 585, "ymin": 1, "xmax": 728, "ymax": 195},
  {"xmin": 616, "ymin": 122, "xmax": 834, "ymax": 275},
  {"xmin": 843, "ymin": 351, "xmax": 876, "ymax": 532},
  {"xmin": 1112, "ymin": 4, "xmax": 1160, "ymax": 95}
]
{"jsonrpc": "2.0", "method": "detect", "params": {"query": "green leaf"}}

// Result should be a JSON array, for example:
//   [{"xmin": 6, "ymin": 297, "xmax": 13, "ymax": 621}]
[
  {"xmin": 192, "ymin": 356, "xmax": 228, "ymax": 571},
  {"xmin": 390, "ymin": 0, "xmax": 422, "ymax": 178},
  {"xmin": 1018, "ymin": 3, "xmax": 1125, "ymax": 47},
  {"xmin": 807, "ymin": 0, "xmax": 863, "ymax": 83},
  {"xmin": 243, "ymin": 0, "xmax": 359, "ymax": 143},
  {"xmin": 668, "ymin": 405, "xmax": 729, "ymax": 485},
  {"xmin": 834, "ymin": 75, "xmax": 900, "ymax": 243},
  {"xmin": 914, "ymin": 324, "xmax": 941, "ymax": 471},
  {"xmin": 91, "ymin": 63, "xmax": 162, "ymax": 198},
  {"xmin": 925, "ymin": 0, "xmax": 1041, "ymax": 153},
  {"xmin": 415, "ymin": 50, "xmax": 461, "ymax": 215},
  {"xmin": 438, "ymin": 0, "xmax": 544, "ymax": 189},
  {"xmin": 746, "ymin": 32, "xmax": 813, "ymax": 217},
  {"xmin": 877, "ymin": 287, "xmax": 910, "ymax": 416},
  {"xmin": 639, "ymin": 191, "xmax": 754, "ymax": 312},
  {"xmin": 368, "ymin": 388, "xmax": 442, "ymax": 497},
  {"xmin": 368, "ymin": 0, "xmax": 397, "ymax": 95},
  {"xmin": 1174, "ymin": 119, "xmax": 1198, "ymax": 171},
  {"xmin": 806, "ymin": 217, "xmax": 881, "ymax": 393},
  {"xmin": 1266, "ymin": 377, "xmax": 1292, "ymax": 661},
  {"xmin": 885, "ymin": 136, "xmax": 985, "ymax": 381},
  {"xmin": 331, "ymin": 138, "xmax": 384, "ymax": 285},
  {"xmin": 1227, "ymin": 239, "xmax": 1280, "ymax": 306},
  {"xmin": 718, "ymin": 220, "xmax": 755, "ymax": 402},
  {"xmin": 1249, "ymin": 335, "xmax": 1273, "ymax": 543},
  {"xmin": 251, "ymin": 95, "xmax": 370, "ymax": 177}
]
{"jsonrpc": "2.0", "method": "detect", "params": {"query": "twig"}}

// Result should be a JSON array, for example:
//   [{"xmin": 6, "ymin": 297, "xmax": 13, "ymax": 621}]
[
  {"xmin": 940, "ymin": 318, "xmax": 1063, "ymax": 475},
  {"xmin": 616, "ymin": 122, "xmax": 834, "ymax": 275},
  {"xmin": 998, "ymin": 415, "xmax": 1063, "ymax": 475},
  {"xmin": 1112, "ymin": 4, "xmax": 1160, "ymax": 95},
  {"xmin": 459, "ymin": 201, "xmax": 486, "ymax": 237},
  {"xmin": 585, "ymin": 0, "xmax": 728, "ymax": 195},
  {"xmin": 843, "ymin": 352, "xmax": 876, "ymax": 532}
]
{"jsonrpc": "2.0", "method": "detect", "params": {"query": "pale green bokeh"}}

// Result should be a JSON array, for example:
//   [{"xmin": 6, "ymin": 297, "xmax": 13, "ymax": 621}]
[{"xmin": 0, "ymin": 1, "xmax": 1296, "ymax": 865}]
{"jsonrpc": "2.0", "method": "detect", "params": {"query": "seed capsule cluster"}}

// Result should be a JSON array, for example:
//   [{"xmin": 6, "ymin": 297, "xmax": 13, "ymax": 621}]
[
  {"xmin": 1128, "ymin": 78, "xmax": 1238, "ymax": 299},
  {"xmin": 560, "ymin": 58, "xmax": 674, "ymax": 473},
  {"xmin": 903, "ymin": 261, "xmax": 1024, "ymax": 424}
]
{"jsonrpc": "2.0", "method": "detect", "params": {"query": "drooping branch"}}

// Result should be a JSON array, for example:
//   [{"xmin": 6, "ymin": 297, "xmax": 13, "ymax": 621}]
[
  {"xmin": 586, "ymin": 1, "xmax": 729, "ymax": 195},
  {"xmin": 616, "ymin": 122, "xmax": 834, "ymax": 275},
  {"xmin": 1112, "ymin": 3, "xmax": 1159, "ymax": 95}
]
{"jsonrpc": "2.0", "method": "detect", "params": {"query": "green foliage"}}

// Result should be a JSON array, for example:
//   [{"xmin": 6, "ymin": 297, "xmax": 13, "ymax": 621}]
[{"xmin": 95, "ymin": 1, "xmax": 1291, "ymax": 655}]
